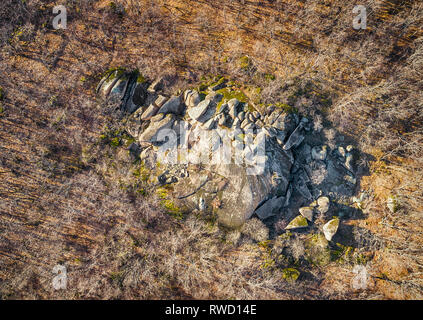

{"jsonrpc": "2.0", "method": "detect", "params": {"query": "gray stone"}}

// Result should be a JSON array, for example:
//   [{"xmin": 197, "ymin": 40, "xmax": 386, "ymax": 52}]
[
  {"xmin": 240, "ymin": 118, "xmax": 249, "ymax": 129},
  {"xmin": 188, "ymin": 99, "xmax": 213, "ymax": 121},
  {"xmin": 317, "ymin": 196, "xmax": 330, "ymax": 214},
  {"xmin": 238, "ymin": 111, "xmax": 245, "ymax": 122},
  {"xmin": 141, "ymin": 104, "xmax": 159, "ymax": 120},
  {"xmin": 345, "ymin": 153, "xmax": 354, "ymax": 172},
  {"xmin": 233, "ymin": 118, "xmax": 241, "ymax": 128},
  {"xmin": 323, "ymin": 218, "xmax": 339, "ymax": 241},
  {"xmin": 229, "ymin": 105, "xmax": 237, "ymax": 119},
  {"xmin": 228, "ymin": 98, "xmax": 240, "ymax": 110}
]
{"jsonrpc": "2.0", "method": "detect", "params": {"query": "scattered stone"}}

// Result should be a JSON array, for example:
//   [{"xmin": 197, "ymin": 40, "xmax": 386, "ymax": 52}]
[
  {"xmin": 229, "ymin": 105, "xmax": 237, "ymax": 119},
  {"xmin": 228, "ymin": 98, "xmax": 240, "ymax": 109},
  {"xmin": 248, "ymin": 113, "xmax": 255, "ymax": 122},
  {"xmin": 139, "ymin": 113, "xmax": 175, "ymax": 143},
  {"xmin": 157, "ymin": 96, "xmax": 184, "ymax": 115},
  {"xmin": 240, "ymin": 118, "xmax": 249, "ymax": 129},
  {"xmin": 317, "ymin": 196, "xmax": 330, "ymax": 214},
  {"xmin": 255, "ymin": 196, "xmax": 285, "ymax": 220},
  {"xmin": 346, "ymin": 145, "xmax": 354, "ymax": 152},
  {"xmin": 218, "ymin": 114, "xmax": 227, "ymax": 126},
  {"xmin": 312, "ymin": 145, "xmax": 328, "ymax": 161},
  {"xmin": 233, "ymin": 118, "xmax": 241, "ymax": 128},
  {"xmin": 147, "ymin": 77, "xmax": 164, "ymax": 93},
  {"xmin": 323, "ymin": 218, "xmax": 339, "ymax": 241},
  {"xmin": 218, "ymin": 103, "xmax": 229, "ymax": 114},
  {"xmin": 203, "ymin": 117, "xmax": 216, "ymax": 130},
  {"xmin": 285, "ymin": 215, "xmax": 308, "ymax": 230},
  {"xmin": 255, "ymin": 120, "xmax": 264, "ymax": 128}
]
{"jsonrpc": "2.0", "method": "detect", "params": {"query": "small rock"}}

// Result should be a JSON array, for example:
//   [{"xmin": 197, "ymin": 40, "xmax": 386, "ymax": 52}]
[
  {"xmin": 218, "ymin": 103, "xmax": 229, "ymax": 114},
  {"xmin": 255, "ymin": 119, "xmax": 264, "ymax": 128},
  {"xmin": 285, "ymin": 215, "xmax": 308, "ymax": 230},
  {"xmin": 218, "ymin": 114, "xmax": 227, "ymax": 126},
  {"xmin": 338, "ymin": 146, "xmax": 346, "ymax": 158},
  {"xmin": 323, "ymin": 218, "xmax": 339, "ymax": 241},
  {"xmin": 344, "ymin": 174, "xmax": 356, "ymax": 185},
  {"xmin": 346, "ymin": 145, "xmax": 354, "ymax": 152},
  {"xmin": 229, "ymin": 105, "xmax": 237, "ymax": 119},
  {"xmin": 154, "ymin": 95, "xmax": 168, "ymax": 108},
  {"xmin": 317, "ymin": 196, "xmax": 330, "ymax": 214},
  {"xmin": 203, "ymin": 117, "xmax": 216, "ymax": 130},
  {"xmin": 199, "ymin": 197, "xmax": 206, "ymax": 211},
  {"xmin": 248, "ymin": 113, "xmax": 255, "ymax": 122},
  {"xmin": 299, "ymin": 207, "xmax": 314, "ymax": 221}
]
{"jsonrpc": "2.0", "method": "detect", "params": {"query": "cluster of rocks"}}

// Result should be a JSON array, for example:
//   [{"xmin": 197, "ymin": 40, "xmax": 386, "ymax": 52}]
[{"xmin": 97, "ymin": 68, "xmax": 360, "ymax": 240}]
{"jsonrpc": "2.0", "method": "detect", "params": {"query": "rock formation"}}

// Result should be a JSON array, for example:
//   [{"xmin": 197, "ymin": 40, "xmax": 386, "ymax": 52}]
[{"xmin": 97, "ymin": 69, "xmax": 359, "ymax": 233}]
